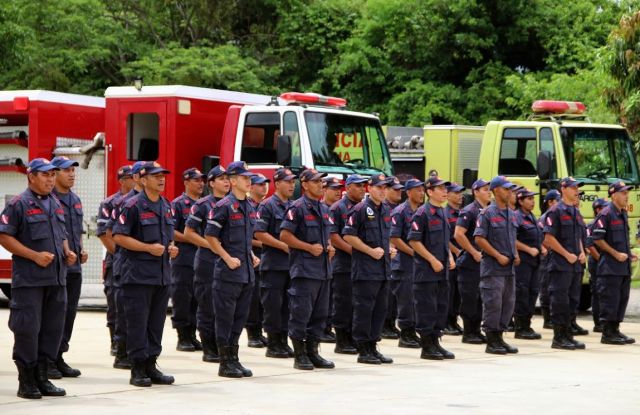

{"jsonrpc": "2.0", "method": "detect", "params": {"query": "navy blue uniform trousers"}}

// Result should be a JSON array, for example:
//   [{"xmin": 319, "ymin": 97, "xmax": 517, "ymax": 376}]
[{"xmin": 122, "ymin": 284, "xmax": 170, "ymax": 362}]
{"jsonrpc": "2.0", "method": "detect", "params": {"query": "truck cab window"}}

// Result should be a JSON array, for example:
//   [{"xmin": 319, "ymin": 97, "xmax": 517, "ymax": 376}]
[
  {"xmin": 283, "ymin": 111, "xmax": 302, "ymax": 167},
  {"xmin": 127, "ymin": 113, "xmax": 159, "ymax": 161},
  {"xmin": 241, "ymin": 112, "xmax": 280, "ymax": 164},
  {"xmin": 539, "ymin": 127, "xmax": 557, "ymax": 179},
  {"xmin": 499, "ymin": 128, "xmax": 537, "ymax": 176}
]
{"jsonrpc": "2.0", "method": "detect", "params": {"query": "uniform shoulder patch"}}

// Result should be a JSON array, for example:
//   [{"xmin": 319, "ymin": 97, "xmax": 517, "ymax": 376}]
[
  {"xmin": 124, "ymin": 195, "xmax": 140, "ymax": 208},
  {"xmin": 8, "ymin": 194, "xmax": 22, "ymax": 206}
]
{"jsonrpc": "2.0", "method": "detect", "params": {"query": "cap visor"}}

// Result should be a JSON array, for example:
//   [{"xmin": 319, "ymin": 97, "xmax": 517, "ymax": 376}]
[
  {"xmin": 36, "ymin": 165, "xmax": 60, "ymax": 172},
  {"xmin": 57, "ymin": 160, "xmax": 79, "ymax": 168},
  {"xmin": 239, "ymin": 171, "xmax": 254, "ymax": 177}
]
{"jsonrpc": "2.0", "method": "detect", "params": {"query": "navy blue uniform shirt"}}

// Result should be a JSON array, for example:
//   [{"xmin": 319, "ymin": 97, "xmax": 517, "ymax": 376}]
[
  {"xmin": 280, "ymin": 195, "xmax": 333, "ymax": 280},
  {"xmin": 446, "ymin": 205, "xmax": 461, "ymax": 252},
  {"xmin": 455, "ymin": 200, "xmax": 483, "ymax": 270},
  {"xmin": 96, "ymin": 191, "xmax": 121, "ymax": 269},
  {"xmin": 515, "ymin": 208, "xmax": 542, "ymax": 266},
  {"xmin": 592, "ymin": 203, "xmax": 631, "ymax": 276},
  {"xmin": 255, "ymin": 193, "xmax": 291, "ymax": 271},
  {"xmin": 329, "ymin": 196, "xmax": 359, "ymax": 274},
  {"xmin": 170, "ymin": 193, "xmax": 198, "ymax": 267},
  {"xmin": 474, "ymin": 202, "xmax": 518, "ymax": 277},
  {"xmin": 0, "ymin": 189, "xmax": 68, "ymax": 288},
  {"xmin": 342, "ymin": 196, "xmax": 391, "ymax": 281},
  {"xmin": 543, "ymin": 201, "xmax": 584, "ymax": 272},
  {"xmin": 108, "ymin": 189, "xmax": 139, "ymax": 278},
  {"xmin": 390, "ymin": 201, "xmax": 417, "ymax": 274},
  {"xmin": 407, "ymin": 202, "xmax": 450, "ymax": 282},
  {"xmin": 185, "ymin": 195, "xmax": 220, "ymax": 267},
  {"xmin": 53, "ymin": 188, "xmax": 83, "ymax": 273}
]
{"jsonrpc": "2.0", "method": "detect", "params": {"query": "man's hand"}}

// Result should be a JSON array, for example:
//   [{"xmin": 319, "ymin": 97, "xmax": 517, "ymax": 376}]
[
  {"xmin": 327, "ymin": 245, "xmax": 336, "ymax": 260},
  {"xmin": 148, "ymin": 243, "xmax": 166, "ymax": 257},
  {"xmin": 65, "ymin": 250, "xmax": 77, "ymax": 266},
  {"xmin": 34, "ymin": 251, "xmax": 55, "ymax": 268},
  {"xmin": 514, "ymin": 255, "xmax": 521, "ymax": 266},
  {"xmin": 496, "ymin": 254, "xmax": 510, "ymax": 266},
  {"xmin": 471, "ymin": 250, "xmax": 482, "ymax": 263},
  {"xmin": 528, "ymin": 247, "xmax": 539, "ymax": 257},
  {"xmin": 430, "ymin": 259, "xmax": 444, "ymax": 273},
  {"xmin": 80, "ymin": 250, "xmax": 89, "ymax": 264},
  {"xmin": 308, "ymin": 243, "xmax": 324, "ymax": 257},
  {"xmin": 578, "ymin": 251, "xmax": 586, "ymax": 265},
  {"xmin": 389, "ymin": 246, "xmax": 397, "ymax": 259},
  {"xmin": 565, "ymin": 253, "xmax": 578, "ymax": 264},
  {"xmin": 252, "ymin": 254, "xmax": 260, "ymax": 268},
  {"xmin": 541, "ymin": 246, "xmax": 548, "ymax": 256},
  {"xmin": 225, "ymin": 256, "xmax": 241, "ymax": 270},
  {"xmin": 168, "ymin": 243, "xmax": 179, "ymax": 259},
  {"xmin": 615, "ymin": 252, "xmax": 629, "ymax": 263},
  {"xmin": 449, "ymin": 256, "xmax": 456, "ymax": 270},
  {"xmin": 370, "ymin": 247, "xmax": 385, "ymax": 260}
]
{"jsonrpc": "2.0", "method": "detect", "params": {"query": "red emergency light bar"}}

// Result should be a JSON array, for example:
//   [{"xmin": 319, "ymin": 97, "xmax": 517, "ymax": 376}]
[
  {"xmin": 531, "ymin": 100, "xmax": 586, "ymax": 114},
  {"xmin": 280, "ymin": 92, "xmax": 347, "ymax": 108}
]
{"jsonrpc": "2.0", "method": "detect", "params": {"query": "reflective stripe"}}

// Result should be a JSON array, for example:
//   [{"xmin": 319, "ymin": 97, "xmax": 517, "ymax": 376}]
[
  {"xmin": 188, "ymin": 214, "xmax": 203, "ymax": 222},
  {"xmin": 207, "ymin": 220, "xmax": 222, "ymax": 228}
]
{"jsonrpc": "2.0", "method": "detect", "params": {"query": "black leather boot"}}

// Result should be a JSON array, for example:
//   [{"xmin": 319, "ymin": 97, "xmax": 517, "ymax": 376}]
[
  {"xmin": 570, "ymin": 317, "xmax": 588, "ymax": 335},
  {"xmin": 565, "ymin": 326, "xmax": 585, "ymax": 349},
  {"xmin": 614, "ymin": 322, "xmax": 635, "ymax": 344},
  {"xmin": 485, "ymin": 332, "xmax": 507, "ymax": 355},
  {"xmin": 433, "ymin": 335, "xmax": 455, "ymax": 359},
  {"xmin": 246, "ymin": 327, "xmax": 265, "ymax": 348},
  {"xmin": 129, "ymin": 359, "xmax": 152, "ymax": 387},
  {"xmin": 231, "ymin": 345, "xmax": 252, "ymax": 377},
  {"xmin": 190, "ymin": 326, "xmax": 203, "ymax": 351},
  {"xmin": 55, "ymin": 354, "xmax": 81, "ymax": 377},
  {"xmin": 202, "ymin": 335, "xmax": 220, "ymax": 363},
  {"xmin": 334, "ymin": 328, "xmax": 358, "ymax": 354},
  {"xmin": 146, "ymin": 356, "xmax": 174, "ymax": 384},
  {"xmin": 176, "ymin": 327, "xmax": 196, "ymax": 352},
  {"xmin": 307, "ymin": 340, "xmax": 335, "ymax": 368},
  {"xmin": 551, "ymin": 325, "xmax": 575, "ymax": 350},
  {"xmin": 357, "ymin": 341, "xmax": 381, "ymax": 364},
  {"xmin": 420, "ymin": 336, "xmax": 444, "ymax": 360},
  {"xmin": 109, "ymin": 326, "xmax": 117, "ymax": 356},
  {"xmin": 380, "ymin": 319, "xmax": 399, "ymax": 339},
  {"xmin": 291, "ymin": 338, "xmax": 314, "ymax": 370},
  {"xmin": 498, "ymin": 332, "xmax": 518, "ymax": 354},
  {"xmin": 443, "ymin": 315, "xmax": 463, "ymax": 335},
  {"xmin": 16, "ymin": 362, "xmax": 41, "ymax": 399},
  {"xmin": 514, "ymin": 316, "xmax": 540, "ymax": 340},
  {"xmin": 525, "ymin": 315, "xmax": 542, "ymax": 339},
  {"xmin": 506, "ymin": 317, "xmax": 515, "ymax": 332},
  {"xmin": 593, "ymin": 313, "xmax": 602, "ymax": 333},
  {"xmin": 280, "ymin": 333, "xmax": 294, "ymax": 357},
  {"xmin": 398, "ymin": 328, "xmax": 420, "ymax": 348},
  {"xmin": 601, "ymin": 322, "xmax": 626, "ymax": 345},
  {"xmin": 113, "ymin": 340, "xmax": 131, "ymax": 369},
  {"xmin": 370, "ymin": 341, "xmax": 393, "ymax": 363},
  {"xmin": 541, "ymin": 306, "xmax": 552, "ymax": 329},
  {"xmin": 47, "ymin": 361, "xmax": 62, "ymax": 379},
  {"xmin": 266, "ymin": 332, "xmax": 289, "ymax": 358},
  {"xmin": 319, "ymin": 326, "xmax": 337, "ymax": 343},
  {"xmin": 461, "ymin": 318, "xmax": 484, "ymax": 344},
  {"xmin": 218, "ymin": 346, "xmax": 243, "ymax": 378},
  {"xmin": 35, "ymin": 361, "xmax": 66, "ymax": 396}
]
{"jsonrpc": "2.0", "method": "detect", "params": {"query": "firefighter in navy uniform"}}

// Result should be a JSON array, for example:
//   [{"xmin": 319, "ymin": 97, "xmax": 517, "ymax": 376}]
[
  {"xmin": 245, "ymin": 173, "xmax": 270, "ymax": 348},
  {"xmin": 513, "ymin": 188, "xmax": 543, "ymax": 340},
  {"xmin": 170, "ymin": 168, "xmax": 205, "ymax": 352},
  {"xmin": 0, "ymin": 158, "xmax": 77, "ymax": 399},
  {"xmin": 113, "ymin": 161, "xmax": 178, "ymax": 387},
  {"xmin": 474, "ymin": 176, "xmax": 520, "ymax": 355},
  {"xmin": 592, "ymin": 181, "xmax": 636, "ymax": 345},
  {"xmin": 454, "ymin": 179, "xmax": 491, "ymax": 344},
  {"xmin": 543, "ymin": 177, "xmax": 587, "ymax": 350},
  {"xmin": 538, "ymin": 190, "xmax": 560, "ymax": 329},
  {"xmin": 254, "ymin": 168, "xmax": 298, "ymax": 358},
  {"xmin": 444, "ymin": 182, "xmax": 465, "ymax": 336},
  {"xmin": 183, "ymin": 165, "xmax": 229, "ymax": 363},
  {"xmin": 280, "ymin": 168, "xmax": 336, "ymax": 370},
  {"xmin": 408, "ymin": 176, "xmax": 456, "ymax": 360},
  {"xmin": 329, "ymin": 174, "xmax": 368, "ymax": 354},
  {"xmin": 205, "ymin": 161, "xmax": 260, "ymax": 378},
  {"xmin": 389, "ymin": 178, "xmax": 425, "ymax": 349},
  {"xmin": 585, "ymin": 198, "xmax": 607, "ymax": 333},
  {"xmin": 97, "ymin": 165, "xmax": 133, "ymax": 357},
  {"xmin": 381, "ymin": 176, "xmax": 404, "ymax": 339},
  {"xmin": 48, "ymin": 156, "xmax": 87, "ymax": 379},
  {"xmin": 343, "ymin": 174, "xmax": 396, "ymax": 365}
]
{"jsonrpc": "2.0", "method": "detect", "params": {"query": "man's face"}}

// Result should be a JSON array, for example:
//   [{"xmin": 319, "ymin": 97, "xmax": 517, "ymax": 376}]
[
  {"xmin": 346, "ymin": 182, "xmax": 366, "ymax": 202},
  {"xmin": 302, "ymin": 179, "xmax": 323, "ymax": 199},
  {"xmin": 561, "ymin": 185, "xmax": 579, "ymax": 204},
  {"xmin": 385, "ymin": 187, "xmax": 402, "ymax": 204},
  {"xmin": 427, "ymin": 185, "xmax": 447, "ymax": 205},
  {"xmin": 119, "ymin": 176, "xmax": 134, "ymax": 193},
  {"xmin": 142, "ymin": 173, "xmax": 166, "ymax": 193},
  {"xmin": 324, "ymin": 187, "xmax": 342, "ymax": 204},
  {"xmin": 474, "ymin": 185, "xmax": 491, "ymax": 205},
  {"xmin": 275, "ymin": 179, "xmax": 296, "ymax": 199},
  {"xmin": 231, "ymin": 175, "xmax": 252, "ymax": 193},
  {"xmin": 407, "ymin": 186, "xmax": 425, "ymax": 205},
  {"xmin": 212, "ymin": 175, "xmax": 230, "ymax": 196},
  {"xmin": 185, "ymin": 177, "xmax": 204, "ymax": 197},
  {"xmin": 447, "ymin": 190, "xmax": 463, "ymax": 207},
  {"xmin": 29, "ymin": 171, "xmax": 56, "ymax": 194},
  {"xmin": 612, "ymin": 190, "xmax": 629, "ymax": 208},
  {"xmin": 251, "ymin": 181, "xmax": 269, "ymax": 199},
  {"xmin": 56, "ymin": 166, "xmax": 76, "ymax": 191},
  {"xmin": 368, "ymin": 184, "xmax": 387, "ymax": 204},
  {"xmin": 493, "ymin": 186, "xmax": 511, "ymax": 204}
]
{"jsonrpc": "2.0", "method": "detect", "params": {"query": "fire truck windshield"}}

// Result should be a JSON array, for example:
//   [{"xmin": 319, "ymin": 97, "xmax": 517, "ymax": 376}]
[
  {"xmin": 304, "ymin": 111, "xmax": 393, "ymax": 176},
  {"xmin": 560, "ymin": 126, "xmax": 640, "ymax": 184}
]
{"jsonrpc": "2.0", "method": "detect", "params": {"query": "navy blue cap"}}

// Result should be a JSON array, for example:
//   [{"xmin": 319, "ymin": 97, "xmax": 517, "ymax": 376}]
[
  {"xmin": 131, "ymin": 161, "xmax": 146, "ymax": 175},
  {"xmin": 370, "ymin": 174, "xmax": 392, "ymax": 187},
  {"xmin": 405, "ymin": 179, "xmax": 425, "ymax": 190},
  {"xmin": 446, "ymin": 182, "xmax": 465, "ymax": 192},
  {"xmin": 543, "ymin": 189, "xmax": 561, "ymax": 203},
  {"xmin": 26, "ymin": 158, "xmax": 59, "ymax": 173},
  {"xmin": 182, "ymin": 167, "xmax": 205, "ymax": 180},
  {"xmin": 425, "ymin": 176, "xmax": 451, "ymax": 189},
  {"xmin": 300, "ymin": 168, "xmax": 327, "ymax": 182},
  {"xmin": 207, "ymin": 165, "xmax": 227, "ymax": 180},
  {"xmin": 489, "ymin": 175, "xmax": 517, "ymax": 190},
  {"xmin": 251, "ymin": 174, "xmax": 270, "ymax": 185},
  {"xmin": 273, "ymin": 167, "xmax": 297, "ymax": 181},
  {"xmin": 608, "ymin": 180, "xmax": 633, "ymax": 195},
  {"xmin": 323, "ymin": 177, "xmax": 343, "ymax": 189},
  {"xmin": 387, "ymin": 176, "xmax": 405, "ymax": 190},
  {"xmin": 516, "ymin": 188, "xmax": 538, "ymax": 198},
  {"xmin": 139, "ymin": 161, "xmax": 170, "ymax": 177},
  {"xmin": 51, "ymin": 156, "xmax": 79, "ymax": 169},
  {"xmin": 560, "ymin": 176, "xmax": 584, "ymax": 188},
  {"xmin": 117, "ymin": 165, "xmax": 133, "ymax": 179},
  {"xmin": 345, "ymin": 174, "xmax": 368, "ymax": 186},
  {"xmin": 471, "ymin": 179, "xmax": 489, "ymax": 190},
  {"xmin": 592, "ymin": 198, "xmax": 607, "ymax": 211},
  {"xmin": 226, "ymin": 161, "xmax": 253, "ymax": 177}
]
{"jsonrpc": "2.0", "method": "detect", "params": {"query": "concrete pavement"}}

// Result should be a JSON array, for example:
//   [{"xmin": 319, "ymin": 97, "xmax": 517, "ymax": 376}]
[{"xmin": 0, "ymin": 309, "xmax": 639, "ymax": 414}]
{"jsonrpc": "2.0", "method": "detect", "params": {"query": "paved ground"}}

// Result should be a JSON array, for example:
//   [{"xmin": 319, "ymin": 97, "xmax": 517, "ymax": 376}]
[{"xmin": 0, "ymin": 304, "xmax": 639, "ymax": 414}]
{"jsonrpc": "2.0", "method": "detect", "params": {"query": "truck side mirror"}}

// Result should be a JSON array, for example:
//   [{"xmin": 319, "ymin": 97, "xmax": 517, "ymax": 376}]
[
  {"xmin": 276, "ymin": 134, "xmax": 291, "ymax": 166},
  {"xmin": 537, "ymin": 150, "xmax": 552, "ymax": 180}
]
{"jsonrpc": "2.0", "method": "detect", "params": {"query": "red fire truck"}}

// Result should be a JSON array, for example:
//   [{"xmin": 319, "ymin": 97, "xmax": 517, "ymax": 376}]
[{"xmin": 0, "ymin": 85, "xmax": 394, "ymax": 297}]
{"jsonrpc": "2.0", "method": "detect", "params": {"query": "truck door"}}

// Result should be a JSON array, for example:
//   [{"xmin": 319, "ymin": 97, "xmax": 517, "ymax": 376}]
[{"xmin": 496, "ymin": 127, "xmax": 539, "ymax": 195}]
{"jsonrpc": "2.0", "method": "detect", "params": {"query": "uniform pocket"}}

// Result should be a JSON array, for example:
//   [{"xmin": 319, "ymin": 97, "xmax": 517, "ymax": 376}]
[
  {"xmin": 25, "ymin": 215, "xmax": 49, "ymax": 240},
  {"xmin": 140, "ymin": 217, "xmax": 160, "ymax": 242},
  {"xmin": 364, "ymin": 221, "xmax": 380, "ymax": 244},
  {"xmin": 229, "ymin": 219, "xmax": 245, "ymax": 243},
  {"xmin": 305, "ymin": 221, "xmax": 321, "ymax": 243}
]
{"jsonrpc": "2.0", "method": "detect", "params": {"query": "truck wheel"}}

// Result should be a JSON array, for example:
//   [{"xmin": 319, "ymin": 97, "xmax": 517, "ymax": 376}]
[
  {"xmin": 578, "ymin": 283, "xmax": 591, "ymax": 312},
  {"xmin": 0, "ymin": 283, "xmax": 11, "ymax": 299}
]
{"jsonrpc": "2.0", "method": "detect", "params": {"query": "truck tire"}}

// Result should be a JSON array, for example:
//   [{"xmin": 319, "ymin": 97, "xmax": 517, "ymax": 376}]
[
  {"xmin": 578, "ymin": 283, "xmax": 591, "ymax": 312},
  {"xmin": 0, "ymin": 283, "xmax": 11, "ymax": 299}
]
